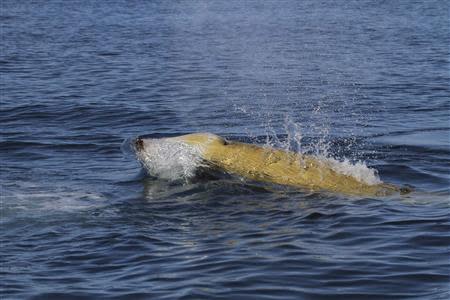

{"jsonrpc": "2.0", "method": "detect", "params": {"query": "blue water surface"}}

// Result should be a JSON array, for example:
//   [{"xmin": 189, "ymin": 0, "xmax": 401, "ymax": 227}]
[{"xmin": 1, "ymin": 1, "xmax": 449, "ymax": 299}]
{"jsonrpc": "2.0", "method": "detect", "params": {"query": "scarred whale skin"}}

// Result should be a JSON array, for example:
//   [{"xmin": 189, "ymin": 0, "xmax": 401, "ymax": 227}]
[{"xmin": 136, "ymin": 133, "xmax": 403, "ymax": 196}]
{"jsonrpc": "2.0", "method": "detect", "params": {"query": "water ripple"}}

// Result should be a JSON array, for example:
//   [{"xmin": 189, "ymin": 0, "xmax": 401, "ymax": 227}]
[{"xmin": 1, "ymin": 0, "xmax": 449, "ymax": 299}]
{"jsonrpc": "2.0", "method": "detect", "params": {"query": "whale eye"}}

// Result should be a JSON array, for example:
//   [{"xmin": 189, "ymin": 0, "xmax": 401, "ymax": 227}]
[{"xmin": 215, "ymin": 135, "xmax": 229, "ymax": 145}]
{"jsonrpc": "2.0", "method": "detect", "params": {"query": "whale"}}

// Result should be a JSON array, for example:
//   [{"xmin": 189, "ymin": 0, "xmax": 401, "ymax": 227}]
[{"xmin": 134, "ymin": 133, "xmax": 407, "ymax": 196}]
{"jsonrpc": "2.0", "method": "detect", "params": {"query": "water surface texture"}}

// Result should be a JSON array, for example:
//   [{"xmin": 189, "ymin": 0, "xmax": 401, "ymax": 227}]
[{"xmin": 1, "ymin": 1, "xmax": 450, "ymax": 299}]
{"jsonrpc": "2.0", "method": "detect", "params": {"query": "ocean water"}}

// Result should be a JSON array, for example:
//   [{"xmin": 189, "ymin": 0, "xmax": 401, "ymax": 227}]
[{"xmin": 1, "ymin": 1, "xmax": 449, "ymax": 299}]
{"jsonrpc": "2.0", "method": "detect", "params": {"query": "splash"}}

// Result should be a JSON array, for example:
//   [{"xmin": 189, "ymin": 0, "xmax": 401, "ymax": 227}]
[
  {"xmin": 324, "ymin": 157, "xmax": 382, "ymax": 185},
  {"xmin": 135, "ymin": 139, "xmax": 206, "ymax": 181},
  {"xmin": 279, "ymin": 116, "xmax": 382, "ymax": 186}
]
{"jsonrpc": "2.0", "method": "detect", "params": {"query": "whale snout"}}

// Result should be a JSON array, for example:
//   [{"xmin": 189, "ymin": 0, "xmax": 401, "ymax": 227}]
[
  {"xmin": 134, "ymin": 134, "xmax": 207, "ymax": 180},
  {"xmin": 135, "ymin": 138, "xmax": 144, "ymax": 151}
]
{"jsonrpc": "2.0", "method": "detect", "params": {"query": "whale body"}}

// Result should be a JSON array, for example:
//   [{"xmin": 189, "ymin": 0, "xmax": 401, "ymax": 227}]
[{"xmin": 135, "ymin": 133, "xmax": 404, "ymax": 196}]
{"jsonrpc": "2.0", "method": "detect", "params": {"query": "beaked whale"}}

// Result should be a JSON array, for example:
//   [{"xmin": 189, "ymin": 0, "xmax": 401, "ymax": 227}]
[{"xmin": 134, "ymin": 133, "xmax": 408, "ymax": 196}]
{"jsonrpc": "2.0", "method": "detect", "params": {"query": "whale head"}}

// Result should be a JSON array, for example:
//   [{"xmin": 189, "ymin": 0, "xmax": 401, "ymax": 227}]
[{"xmin": 134, "ymin": 133, "xmax": 226, "ymax": 180}]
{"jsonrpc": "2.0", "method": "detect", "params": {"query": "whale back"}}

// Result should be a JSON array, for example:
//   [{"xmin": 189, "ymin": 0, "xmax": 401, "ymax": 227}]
[{"xmin": 178, "ymin": 133, "xmax": 398, "ymax": 196}]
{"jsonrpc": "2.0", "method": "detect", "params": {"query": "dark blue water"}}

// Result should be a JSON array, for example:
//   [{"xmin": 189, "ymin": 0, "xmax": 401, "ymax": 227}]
[{"xmin": 1, "ymin": 1, "xmax": 449, "ymax": 299}]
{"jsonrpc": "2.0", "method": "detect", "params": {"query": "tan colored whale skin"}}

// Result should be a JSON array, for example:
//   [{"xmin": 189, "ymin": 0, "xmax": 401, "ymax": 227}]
[{"xmin": 137, "ymin": 133, "xmax": 404, "ymax": 196}]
